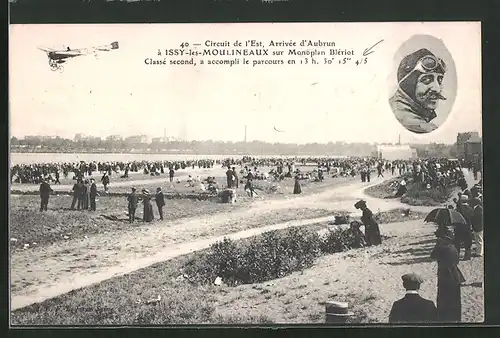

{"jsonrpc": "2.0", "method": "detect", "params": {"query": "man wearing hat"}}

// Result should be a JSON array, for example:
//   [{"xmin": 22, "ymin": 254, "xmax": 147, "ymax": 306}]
[
  {"xmin": 389, "ymin": 273, "xmax": 438, "ymax": 323},
  {"xmin": 39, "ymin": 178, "xmax": 53, "ymax": 212},
  {"xmin": 127, "ymin": 187, "xmax": 138, "ymax": 223},
  {"xmin": 389, "ymin": 48, "xmax": 447, "ymax": 133},
  {"xmin": 89, "ymin": 178, "xmax": 99, "ymax": 211},
  {"xmin": 155, "ymin": 187, "xmax": 165, "ymax": 221}
]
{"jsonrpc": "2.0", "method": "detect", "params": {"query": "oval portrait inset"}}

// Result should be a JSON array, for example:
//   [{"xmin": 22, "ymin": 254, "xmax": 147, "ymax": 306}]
[{"xmin": 388, "ymin": 35, "xmax": 457, "ymax": 134}]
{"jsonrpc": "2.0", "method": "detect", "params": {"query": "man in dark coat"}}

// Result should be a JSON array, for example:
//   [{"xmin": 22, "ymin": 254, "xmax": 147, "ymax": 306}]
[
  {"xmin": 226, "ymin": 167, "xmax": 234, "ymax": 189},
  {"xmin": 82, "ymin": 179, "xmax": 90, "ymax": 210},
  {"xmin": 155, "ymin": 187, "xmax": 165, "ymax": 221},
  {"xmin": 169, "ymin": 168, "xmax": 175, "ymax": 182},
  {"xmin": 389, "ymin": 273, "xmax": 438, "ymax": 323},
  {"xmin": 430, "ymin": 228, "xmax": 465, "ymax": 322},
  {"xmin": 232, "ymin": 167, "xmax": 239, "ymax": 189},
  {"xmin": 245, "ymin": 170, "xmax": 256, "ymax": 198},
  {"xmin": 101, "ymin": 172, "xmax": 110, "ymax": 192},
  {"xmin": 89, "ymin": 178, "xmax": 99, "ymax": 211},
  {"xmin": 71, "ymin": 179, "xmax": 84, "ymax": 210},
  {"xmin": 127, "ymin": 187, "xmax": 138, "ymax": 223},
  {"xmin": 39, "ymin": 178, "xmax": 53, "ymax": 212},
  {"xmin": 470, "ymin": 197, "xmax": 483, "ymax": 257},
  {"xmin": 455, "ymin": 195, "xmax": 474, "ymax": 260}
]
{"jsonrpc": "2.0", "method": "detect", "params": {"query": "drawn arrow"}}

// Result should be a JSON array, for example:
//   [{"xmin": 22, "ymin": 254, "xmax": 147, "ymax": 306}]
[{"xmin": 363, "ymin": 39, "xmax": 384, "ymax": 56}]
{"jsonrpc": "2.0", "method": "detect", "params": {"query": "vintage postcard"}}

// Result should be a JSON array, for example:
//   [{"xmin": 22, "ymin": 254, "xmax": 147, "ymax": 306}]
[{"xmin": 9, "ymin": 22, "xmax": 483, "ymax": 325}]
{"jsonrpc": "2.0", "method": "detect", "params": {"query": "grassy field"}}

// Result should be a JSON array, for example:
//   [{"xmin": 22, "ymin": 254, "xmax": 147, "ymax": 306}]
[
  {"xmin": 9, "ymin": 194, "xmax": 241, "ymax": 251},
  {"xmin": 11, "ymin": 209, "xmax": 432, "ymax": 325},
  {"xmin": 10, "ymin": 169, "xmax": 356, "ymax": 251}
]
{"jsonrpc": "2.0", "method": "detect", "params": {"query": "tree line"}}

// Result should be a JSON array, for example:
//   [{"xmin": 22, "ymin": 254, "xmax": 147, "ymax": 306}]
[{"xmin": 10, "ymin": 136, "xmax": 457, "ymax": 158}]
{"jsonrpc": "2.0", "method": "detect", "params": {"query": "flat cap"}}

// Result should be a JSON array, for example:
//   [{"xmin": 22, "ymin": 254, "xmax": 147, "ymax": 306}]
[{"xmin": 402, "ymin": 273, "xmax": 424, "ymax": 285}]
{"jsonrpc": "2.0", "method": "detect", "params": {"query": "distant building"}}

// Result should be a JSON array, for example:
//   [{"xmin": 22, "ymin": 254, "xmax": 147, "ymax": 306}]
[
  {"xmin": 24, "ymin": 135, "xmax": 56, "ymax": 142},
  {"xmin": 75, "ymin": 134, "xmax": 101, "ymax": 142},
  {"xmin": 24, "ymin": 136, "xmax": 41, "ymax": 142},
  {"xmin": 457, "ymin": 132, "xmax": 482, "ymax": 162},
  {"xmin": 152, "ymin": 136, "xmax": 175, "ymax": 143},
  {"xmin": 106, "ymin": 135, "xmax": 123, "ymax": 142},
  {"xmin": 124, "ymin": 135, "xmax": 149, "ymax": 145},
  {"xmin": 374, "ymin": 144, "xmax": 417, "ymax": 161}
]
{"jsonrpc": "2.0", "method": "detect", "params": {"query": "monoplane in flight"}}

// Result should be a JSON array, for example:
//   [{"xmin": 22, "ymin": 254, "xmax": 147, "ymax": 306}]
[{"xmin": 38, "ymin": 41, "xmax": 119, "ymax": 71}]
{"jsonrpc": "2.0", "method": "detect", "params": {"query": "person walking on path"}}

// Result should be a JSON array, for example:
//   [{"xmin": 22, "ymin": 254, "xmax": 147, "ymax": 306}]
[
  {"xmin": 39, "ymin": 178, "xmax": 53, "ymax": 212},
  {"xmin": 169, "ymin": 168, "xmax": 175, "ymax": 183},
  {"xmin": 389, "ymin": 273, "xmax": 438, "ymax": 323},
  {"xmin": 355, "ymin": 200, "xmax": 382, "ymax": 246},
  {"xmin": 245, "ymin": 170, "xmax": 256, "ymax": 198},
  {"xmin": 155, "ymin": 187, "xmax": 165, "ymax": 221},
  {"xmin": 127, "ymin": 187, "xmax": 138, "ymax": 223},
  {"xmin": 430, "ymin": 227, "xmax": 465, "ymax": 323}
]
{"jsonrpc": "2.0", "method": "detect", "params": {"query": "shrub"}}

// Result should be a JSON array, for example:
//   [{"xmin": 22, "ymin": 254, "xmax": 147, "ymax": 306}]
[
  {"xmin": 182, "ymin": 225, "xmax": 360, "ymax": 287},
  {"xmin": 319, "ymin": 228, "xmax": 348, "ymax": 254}
]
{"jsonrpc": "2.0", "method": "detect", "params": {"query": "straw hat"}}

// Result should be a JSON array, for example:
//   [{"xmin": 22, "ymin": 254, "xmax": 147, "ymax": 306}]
[{"xmin": 325, "ymin": 301, "xmax": 354, "ymax": 317}]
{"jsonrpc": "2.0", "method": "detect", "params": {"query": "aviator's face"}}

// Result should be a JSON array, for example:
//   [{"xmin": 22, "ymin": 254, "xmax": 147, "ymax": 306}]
[{"xmin": 415, "ymin": 72, "xmax": 444, "ymax": 110}]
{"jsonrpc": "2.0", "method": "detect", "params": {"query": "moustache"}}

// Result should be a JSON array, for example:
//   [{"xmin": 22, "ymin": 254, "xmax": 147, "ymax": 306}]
[{"xmin": 424, "ymin": 90, "xmax": 447, "ymax": 101}]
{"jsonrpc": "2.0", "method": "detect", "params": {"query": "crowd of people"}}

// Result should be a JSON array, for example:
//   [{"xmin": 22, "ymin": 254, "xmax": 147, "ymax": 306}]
[
  {"xmin": 10, "ymin": 159, "xmax": 219, "ymax": 185},
  {"xmin": 28, "ymin": 151, "xmax": 484, "ymax": 324},
  {"xmin": 387, "ymin": 176, "xmax": 483, "ymax": 324}
]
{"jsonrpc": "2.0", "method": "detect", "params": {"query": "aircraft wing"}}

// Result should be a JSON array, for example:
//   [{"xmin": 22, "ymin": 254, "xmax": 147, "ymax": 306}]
[
  {"xmin": 37, "ymin": 46, "xmax": 57, "ymax": 53},
  {"xmin": 55, "ymin": 50, "xmax": 87, "ymax": 57}
]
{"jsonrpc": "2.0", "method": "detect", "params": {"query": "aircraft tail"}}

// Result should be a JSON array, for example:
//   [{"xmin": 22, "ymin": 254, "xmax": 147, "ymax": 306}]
[{"xmin": 110, "ymin": 41, "xmax": 119, "ymax": 50}]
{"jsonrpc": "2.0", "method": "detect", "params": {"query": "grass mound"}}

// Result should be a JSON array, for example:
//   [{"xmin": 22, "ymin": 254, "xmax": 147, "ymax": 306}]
[
  {"xmin": 364, "ymin": 177, "xmax": 400, "ymax": 199},
  {"xmin": 364, "ymin": 174, "xmax": 454, "ymax": 206},
  {"xmin": 401, "ymin": 184, "xmax": 453, "ymax": 206}
]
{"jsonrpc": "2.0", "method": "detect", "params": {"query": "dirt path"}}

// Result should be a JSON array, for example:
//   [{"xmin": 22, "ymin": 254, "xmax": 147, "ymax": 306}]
[{"xmin": 10, "ymin": 172, "xmax": 476, "ymax": 311}]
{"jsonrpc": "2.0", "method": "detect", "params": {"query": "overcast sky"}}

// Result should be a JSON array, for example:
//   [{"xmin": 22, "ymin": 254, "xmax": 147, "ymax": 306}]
[{"xmin": 9, "ymin": 22, "xmax": 481, "ymax": 144}]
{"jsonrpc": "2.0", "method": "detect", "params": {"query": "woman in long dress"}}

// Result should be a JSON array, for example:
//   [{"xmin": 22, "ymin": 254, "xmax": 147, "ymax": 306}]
[
  {"xmin": 431, "ymin": 227, "xmax": 465, "ymax": 322},
  {"xmin": 142, "ymin": 189, "xmax": 154, "ymax": 222},
  {"xmin": 293, "ymin": 174, "xmax": 302, "ymax": 194},
  {"xmin": 355, "ymin": 200, "xmax": 382, "ymax": 246}
]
